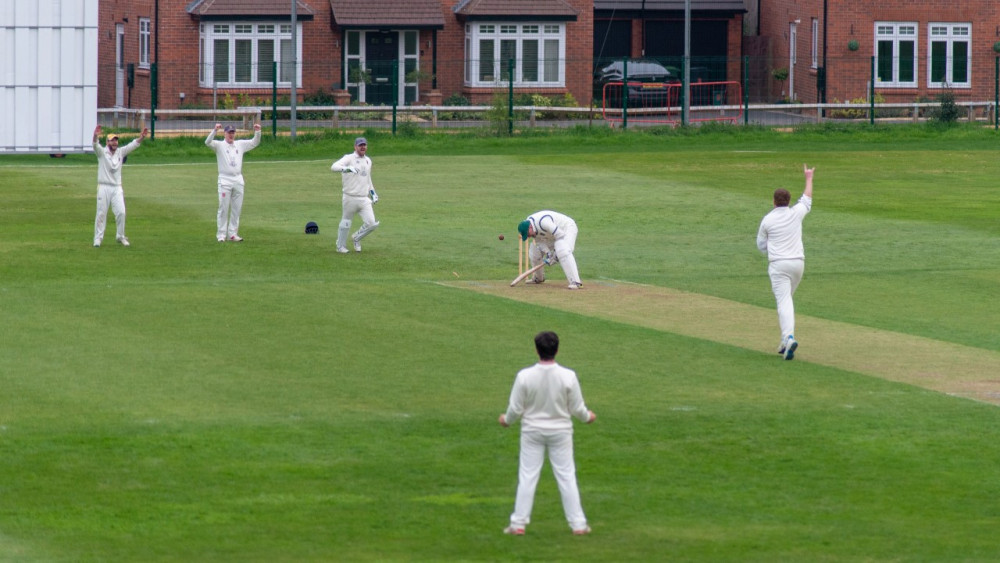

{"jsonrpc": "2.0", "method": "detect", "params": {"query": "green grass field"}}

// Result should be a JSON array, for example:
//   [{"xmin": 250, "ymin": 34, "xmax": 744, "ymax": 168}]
[{"xmin": 2, "ymin": 124, "xmax": 1000, "ymax": 561}]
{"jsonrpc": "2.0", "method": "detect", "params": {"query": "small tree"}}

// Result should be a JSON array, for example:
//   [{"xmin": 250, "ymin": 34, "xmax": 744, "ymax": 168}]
[
  {"xmin": 771, "ymin": 67, "xmax": 789, "ymax": 100},
  {"xmin": 349, "ymin": 67, "xmax": 372, "ymax": 85},
  {"xmin": 931, "ymin": 91, "xmax": 960, "ymax": 124},
  {"xmin": 404, "ymin": 69, "xmax": 433, "ymax": 87},
  {"xmin": 485, "ymin": 91, "xmax": 512, "ymax": 136}
]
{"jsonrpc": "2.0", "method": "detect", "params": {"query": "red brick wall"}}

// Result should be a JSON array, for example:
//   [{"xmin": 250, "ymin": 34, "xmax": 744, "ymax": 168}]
[
  {"xmin": 760, "ymin": 0, "xmax": 1000, "ymax": 104},
  {"xmin": 97, "ymin": 0, "xmax": 156, "ymax": 109},
  {"xmin": 101, "ymin": 0, "xmax": 746, "ymax": 112},
  {"xmin": 102, "ymin": 0, "xmax": 602, "ymax": 110}
]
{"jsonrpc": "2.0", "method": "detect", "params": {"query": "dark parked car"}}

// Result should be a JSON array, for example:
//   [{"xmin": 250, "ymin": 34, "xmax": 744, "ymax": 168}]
[
  {"xmin": 594, "ymin": 59, "xmax": 679, "ymax": 108},
  {"xmin": 594, "ymin": 59, "xmax": 677, "ymax": 84}
]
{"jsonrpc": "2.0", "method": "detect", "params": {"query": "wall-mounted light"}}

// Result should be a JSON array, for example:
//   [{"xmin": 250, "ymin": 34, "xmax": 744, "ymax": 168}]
[
  {"xmin": 179, "ymin": 92, "xmax": 185, "ymax": 100},
  {"xmin": 794, "ymin": 19, "xmax": 801, "ymax": 24}
]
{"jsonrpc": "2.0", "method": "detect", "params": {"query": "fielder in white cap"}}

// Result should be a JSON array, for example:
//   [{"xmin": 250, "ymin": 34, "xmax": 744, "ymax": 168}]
[
  {"xmin": 330, "ymin": 137, "xmax": 379, "ymax": 253},
  {"xmin": 517, "ymin": 210, "xmax": 582, "ymax": 289}
]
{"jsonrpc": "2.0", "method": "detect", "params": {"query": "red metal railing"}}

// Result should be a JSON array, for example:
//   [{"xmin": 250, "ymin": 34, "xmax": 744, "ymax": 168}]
[{"xmin": 602, "ymin": 81, "xmax": 743, "ymax": 126}]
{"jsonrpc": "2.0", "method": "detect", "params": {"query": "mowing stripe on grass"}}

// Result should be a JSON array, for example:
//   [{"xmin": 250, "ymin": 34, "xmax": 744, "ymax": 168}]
[{"xmin": 447, "ymin": 278, "xmax": 1000, "ymax": 405}]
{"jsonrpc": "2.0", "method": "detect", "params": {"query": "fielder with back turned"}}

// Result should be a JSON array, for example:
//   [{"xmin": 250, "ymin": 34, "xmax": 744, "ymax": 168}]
[
  {"xmin": 756, "ymin": 164, "xmax": 814, "ymax": 360},
  {"xmin": 499, "ymin": 331, "xmax": 596, "ymax": 536}
]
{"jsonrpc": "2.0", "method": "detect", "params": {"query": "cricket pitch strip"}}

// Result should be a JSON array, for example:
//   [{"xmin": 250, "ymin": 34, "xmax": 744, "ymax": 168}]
[{"xmin": 444, "ymin": 278, "xmax": 1000, "ymax": 406}]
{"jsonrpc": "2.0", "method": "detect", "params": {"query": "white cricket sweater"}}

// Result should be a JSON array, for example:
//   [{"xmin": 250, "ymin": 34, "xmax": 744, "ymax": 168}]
[
  {"xmin": 526, "ymin": 210, "xmax": 576, "ymax": 242},
  {"xmin": 205, "ymin": 129, "xmax": 261, "ymax": 187},
  {"xmin": 331, "ymin": 151, "xmax": 375, "ymax": 197},
  {"xmin": 93, "ymin": 139, "xmax": 142, "ymax": 187},
  {"xmin": 504, "ymin": 362, "xmax": 591, "ymax": 433},
  {"xmin": 757, "ymin": 195, "xmax": 812, "ymax": 262}
]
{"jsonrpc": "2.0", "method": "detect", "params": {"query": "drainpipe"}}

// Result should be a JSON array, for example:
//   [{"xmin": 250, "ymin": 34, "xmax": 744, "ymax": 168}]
[{"xmin": 821, "ymin": 0, "xmax": 828, "ymax": 106}]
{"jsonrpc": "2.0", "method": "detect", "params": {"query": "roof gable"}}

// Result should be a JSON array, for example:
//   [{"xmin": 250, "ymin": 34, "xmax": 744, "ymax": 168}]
[
  {"xmin": 186, "ymin": 0, "xmax": 315, "ymax": 18},
  {"xmin": 329, "ymin": 0, "xmax": 446, "ymax": 28},
  {"xmin": 454, "ymin": 0, "xmax": 579, "ymax": 19}
]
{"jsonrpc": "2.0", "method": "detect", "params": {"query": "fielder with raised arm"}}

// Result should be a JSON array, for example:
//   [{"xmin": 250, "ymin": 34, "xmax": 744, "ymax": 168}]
[
  {"xmin": 330, "ymin": 137, "xmax": 379, "ymax": 253},
  {"xmin": 205, "ymin": 123, "xmax": 262, "ymax": 242},
  {"xmin": 517, "ymin": 210, "xmax": 583, "ymax": 290},
  {"xmin": 756, "ymin": 164, "xmax": 814, "ymax": 360},
  {"xmin": 91, "ymin": 125, "xmax": 148, "ymax": 247}
]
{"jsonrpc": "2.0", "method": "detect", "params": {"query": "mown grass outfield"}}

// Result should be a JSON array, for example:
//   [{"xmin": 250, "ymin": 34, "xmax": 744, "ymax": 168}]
[{"xmin": 2, "ymin": 124, "xmax": 1000, "ymax": 561}]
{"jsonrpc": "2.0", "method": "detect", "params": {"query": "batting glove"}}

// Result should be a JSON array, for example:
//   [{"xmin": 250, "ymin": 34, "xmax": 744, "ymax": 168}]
[
  {"xmin": 342, "ymin": 166, "xmax": 357, "ymax": 174},
  {"xmin": 369, "ymin": 189, "xmax": 379, "ymax": 203},
  {"xmin": 544, "ymin": 252, "xmax": 557, "ymax": 265}
]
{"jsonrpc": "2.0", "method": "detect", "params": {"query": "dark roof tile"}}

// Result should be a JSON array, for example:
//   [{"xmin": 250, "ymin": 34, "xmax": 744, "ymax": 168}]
[
  {"xmin": 187, "ymin": 0, "xmax": 315, "ymax": 17},
  {"xmin": 329, "ymin": 0, "xmax": 446, "ymax": 28},
  {"xmin": 454, "ymin": 0, "xmax": 579, "ymax": 18}
]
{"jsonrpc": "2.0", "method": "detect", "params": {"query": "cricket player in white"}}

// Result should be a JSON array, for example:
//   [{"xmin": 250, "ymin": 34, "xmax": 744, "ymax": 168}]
[
  {"xmin": 757, "ymin": 164, "xmax": 814, "ymax": 360},
  {"xmin": 517, "ymin": 210, "xmax": 583, "ymax": 289},
  {"xmin": 330, "ymin": 137, "xmax": 379, "ymax": 253},
  {"xmin": 91, "ymin": 126, "xmax": 148, "ymax": 247},
  {"xmin": 499, "ymin": 331, "xmax": 596, "ymax": 536},
  {"xmin": 206, "ymin": 123, "xmax": 262, "ymax": 242}
]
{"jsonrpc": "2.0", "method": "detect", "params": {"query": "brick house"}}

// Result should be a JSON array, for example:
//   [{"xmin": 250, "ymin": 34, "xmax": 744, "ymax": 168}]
[
  {"xmin": 97, "ymin": 0, "xmax": 748, "ymax": 110},
  {"xmin": 758, "ymin": 1, "xmax": 1000, "ymax": 105}
]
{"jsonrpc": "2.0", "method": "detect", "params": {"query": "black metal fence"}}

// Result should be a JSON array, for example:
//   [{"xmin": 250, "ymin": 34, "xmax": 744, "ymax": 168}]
[{"xmin": 98, "ymin": 55, "xmax": 1000, "ymax": 134}]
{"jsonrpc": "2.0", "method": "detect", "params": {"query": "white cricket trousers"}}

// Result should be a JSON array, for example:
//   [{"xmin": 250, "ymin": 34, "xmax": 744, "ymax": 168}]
[
  {"xmin": 217, "ymin": 183, "xmax": 245, "ymax": 240},
  {"xmin": 337, "ymin": 194, "xmax": 377, "ymax": 248},
  {"xmin": 529, "ymin": 222, "xmax": 581, "ymax": 285},
  {"xmin": 94, "ymin": 183, "xmax": 126, "ymax": 244},
  {"xmin": 510, "ymin": 429, "xmax": 588, "ymax": 531},
  {"xmin": 768, "ymin": 258, "xmax": 804, "ymax": 341}
]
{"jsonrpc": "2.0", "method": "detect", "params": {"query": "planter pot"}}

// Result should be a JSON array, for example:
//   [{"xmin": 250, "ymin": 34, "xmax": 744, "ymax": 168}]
[
  {"xmin": 333, "ymin": 89, "xmax": 352, "ymax": 105},
  {"xmin": 422, "ymin": 89, "xmax": 443, "ymax": 106}
]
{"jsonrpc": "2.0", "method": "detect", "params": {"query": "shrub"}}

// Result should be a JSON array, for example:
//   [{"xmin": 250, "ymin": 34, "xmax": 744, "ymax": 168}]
[
  {"xmin": 931, "ymin": 91, "xmax": 960, "ymax": 124},
  {"xmin": 485, "ymin": 91, "xmax": 513, "ymax": 136},
  {"xmin": 439, "ymin": 93, "xmax": 475, "ymax": 121}
]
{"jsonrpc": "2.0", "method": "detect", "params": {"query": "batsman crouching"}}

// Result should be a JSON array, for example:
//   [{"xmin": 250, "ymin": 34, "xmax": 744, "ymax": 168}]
[{"xmin": 517, "ymin": 210, "xmax": 583, "ymax": 290}]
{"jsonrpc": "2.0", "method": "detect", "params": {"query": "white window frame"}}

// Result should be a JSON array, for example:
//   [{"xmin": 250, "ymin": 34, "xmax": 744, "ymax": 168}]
[
  {"xmin": 401, "ymin": 30, "xmax": 421, "ymax": 104},
  {"xmin": 927, "ymin": 23, "xmax": 971, "ymax": 89},
  {"xmin": 810, "ymin": 18, "xmax": 818, "ymax": 69},
  {"xmin": 198, "ymin": 21, "xmax": 302, "ymax": 88},
  {"xmin": 139, "ymin": 18, "xmax": 151, "ymax": 69},
  {"xmin": 874, "ymin": 22, "xmax": 917, "ymax": 88},
  {"xmin": 464, "ymin": 22, "xmax": 565, "ymax": 87}
]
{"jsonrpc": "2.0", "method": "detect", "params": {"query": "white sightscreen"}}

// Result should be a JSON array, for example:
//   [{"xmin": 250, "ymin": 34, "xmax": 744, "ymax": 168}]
[{"xmin": 0, "ymin": 0, "xmax": 98, "ymax": 154}]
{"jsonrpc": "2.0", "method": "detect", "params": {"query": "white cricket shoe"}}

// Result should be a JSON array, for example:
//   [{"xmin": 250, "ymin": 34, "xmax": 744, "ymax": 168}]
[
  {"xmin": 783, "ymin": 335, "xmax": 798, "ymax": 360},
  {"xmin": 502, "ymin": 526, "xmax": 525, "ymax": 536},
  {"xmin": 352, "ymin": 234, "xmax": 362, "ymax": 252},
  {"xmin": 336, "ymin": 246, "xmax": 349, "ymax": 254},
  {"xmin": 568, "ymin": 282, "xmax": 583, "ymax": 290},
  {"xmin": 116, "ymin": 236, "xmax": 130, "ymax": 247}
]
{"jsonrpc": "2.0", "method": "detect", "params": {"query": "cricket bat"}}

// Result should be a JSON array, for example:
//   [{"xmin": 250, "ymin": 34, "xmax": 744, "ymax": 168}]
[{"xmin": 509, "ymin": 263, "xmax": 546, "ymax": 287}]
